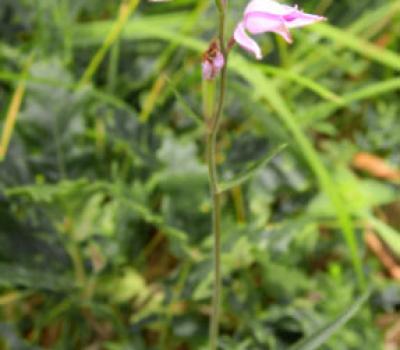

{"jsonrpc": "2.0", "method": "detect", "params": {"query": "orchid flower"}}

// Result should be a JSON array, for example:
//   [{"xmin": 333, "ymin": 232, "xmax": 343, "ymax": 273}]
[
  {"xmin": 234, "ymin": 0, "xmax": 325, "ymax": 59},
  {"xmin": 202, "ymin": 40, "xmax": 225, "ymax": 80}
]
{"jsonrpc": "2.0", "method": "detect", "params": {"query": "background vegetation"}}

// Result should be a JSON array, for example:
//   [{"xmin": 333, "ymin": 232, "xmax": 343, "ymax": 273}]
[{"xmin": 1, "ymin": 0, "xmax": 400, "ymax": 349}]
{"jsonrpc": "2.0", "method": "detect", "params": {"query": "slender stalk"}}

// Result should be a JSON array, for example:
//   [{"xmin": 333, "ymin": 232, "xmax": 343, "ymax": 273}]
[
  {"xmin": 206, "ymin": 104, "xmax": 223, "ymax": 350},
  {"xmin": 208, "ymin": 1, "xmax": 228, "ymax": 349}
]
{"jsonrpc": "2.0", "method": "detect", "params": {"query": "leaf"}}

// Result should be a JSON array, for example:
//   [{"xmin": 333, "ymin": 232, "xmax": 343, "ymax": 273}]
[
  {"xmin": 120, "ymin": 196, "xmax": 189, "ymax": 244},
  {"xmin": 352, "ymin": 152, "xmax": 400, "ymax": 182},
  {"xmin": 309, "ymin": 22, "xmax": 400, "ymax": 71},
  {"xmin": 103, "ymin": 268, "xmax": 148, "ymax": 304},
  {"xmin": 5, "ymin": 179, "xmax": 100, "ymax": 203},
  {"xmin": 0, "ymin": 55, "xmax": 32, "ymax": 161},
  {"xmin": 0, "ymin": 68, "xmax": 137, "ymax": 117},
  {"xmin": 301, "ymin": 78, "xmax": 400, "ymax": 126},
  {"xmin": 290, "ymin": 291, "xmax": 370, "ymax": 350},
  {"xmin": 72, "ymin": 13, "xmax": 188, "ymax": 47},
  {"xmin": 79, "ymin": 0, "xmax": 139, "ymax": 84},
  {"xmin": 0, "ymin": 263, "xmax": 74, "ymax": 291},
  {"xmin": 365, "ymin": 230, "xmax": 400, "ymax": 279},
  {"xmin": 231, "ymin": 54, "xmax": 365, "ymax": 287},
  {"xmin": 218, "ymin": 143, "xmax": 287, "ymax": 192},
  {"xmin": 0, "ymin": 323, "xmax": 41, "ymax": 350},
  {"xmin": 75, "ymin": 19, "xmax": 365, "ymax": 286},
  {"xmin": 157, "ymin": 136, "xmax": 207, "ymax": 180},
  {"xmin": 308, "ymin": 167, "xmax": 397, "ymax": 217},
  {"xmin": 165, "ymin": 75, "xmax": 203, "ymax": 126},
  {"xmin": 260, "ymin": 65, "xmax": 343, "ymax": 104},
  {"xmin": 364, "ymin": 214, "xmax": 400, "ymax": 259}
]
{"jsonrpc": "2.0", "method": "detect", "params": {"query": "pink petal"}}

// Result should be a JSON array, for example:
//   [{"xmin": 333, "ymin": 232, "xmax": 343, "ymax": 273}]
[
  {"xmin": 233, "ymin": 0, "xmax": 325, "ymax": 59},
  {"xmin": 233, "ymin": 21, "xmax": 262, "ymax": 59},
  {"xmin": 201, "ymin": 52, "xmax": 225, "ymax": 80},
  {"xmin": 202, "ymin": 61, "xmax": 214, "ymax": 80},
  {"xmin": 283, "ymin": 10, "xmax": 325, "ymax": 28},
  {"xmin": 245, "ymin": 0, "xmax": 296, "ymax": 16},
  {"xmin": 244, "ymin": 12, "xmax": 292, "ymax": 43},
  {"xmin": 214, "ymin": 52, "xmax": 225, "ymax": 70}
]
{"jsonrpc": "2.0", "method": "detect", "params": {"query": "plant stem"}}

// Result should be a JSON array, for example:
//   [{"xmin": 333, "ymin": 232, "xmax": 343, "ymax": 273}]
[
  {"xmin": 208, "ymin": 1, "xmax": 227, "ymax": 349},
  {"xmin": 206, "ymin": 109, "xmax": 222, "ymax": 350}
]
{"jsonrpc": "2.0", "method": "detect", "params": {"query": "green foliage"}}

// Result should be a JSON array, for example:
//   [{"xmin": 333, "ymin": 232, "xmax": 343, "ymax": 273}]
[
  {"xmin": 0, "ymin": 0, "xmax": 399, "ymax": 349},
  {"xmin": 290, "ymin": 291, "xmax": 370, "ymax": 350}
]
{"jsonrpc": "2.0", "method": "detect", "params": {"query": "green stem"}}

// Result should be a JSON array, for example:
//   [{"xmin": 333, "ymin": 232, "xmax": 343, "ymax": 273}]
[
  {"xmin": 208, "ymin": 2, "xmax": 227, "ymax": 349},
  {"xmin": 207, "ymin": 113, "xmax": 222, "ymax": 350}
]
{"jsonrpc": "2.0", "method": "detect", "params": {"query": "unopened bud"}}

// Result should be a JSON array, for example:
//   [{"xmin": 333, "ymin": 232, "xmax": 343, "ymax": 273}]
[{"xmin": 202, "ymin": 40, "xmax": 225, "ymax": 80}]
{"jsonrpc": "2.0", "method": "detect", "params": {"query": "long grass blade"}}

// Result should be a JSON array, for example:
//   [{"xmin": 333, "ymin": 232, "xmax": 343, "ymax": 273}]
[
  {"xmin": 290, "ymin": 291, "xmax": 370, "ymax": 350},
  {"xmin": 218, "ymin": 144, "xmax": 287, "ymax": 192},
  {"xmin": 301, "ymin": 78, "xmax": 400, "ymax": 125},
  {"xmin": 260, "ymin": 65, "xmax": 343, "ymax": 103},
  {"xmin": 79, "ymin": 0, "xmax": 139, "ymax": 85},
  {"xmin": 0, "ymin": 56, "xmax": 32, "ymax": 161},
  {"xmin": 309, "ymin": 22, "xmax": 400, "ymax": 71}
]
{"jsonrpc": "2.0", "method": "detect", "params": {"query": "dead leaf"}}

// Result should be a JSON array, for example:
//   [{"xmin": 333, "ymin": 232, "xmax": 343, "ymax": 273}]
[
  {"xmin": 365, "ymin": 228, "xmax": 400, "ymax": 280},
  {"xmin": 352, "ymin": 152, "xmax": 400, "ymax": 181}
]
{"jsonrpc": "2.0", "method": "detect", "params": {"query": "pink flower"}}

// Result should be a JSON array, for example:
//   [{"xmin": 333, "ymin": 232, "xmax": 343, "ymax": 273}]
[
  {"xmin": 234, "ymin": 0, "xmax": 325, "ymax": 59},
  {"xmin": 202, "ymin": 41, "xmax": 225, "ymax": 80}
]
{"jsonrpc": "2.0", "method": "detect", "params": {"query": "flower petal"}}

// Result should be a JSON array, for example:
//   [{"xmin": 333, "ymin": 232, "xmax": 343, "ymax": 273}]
[
  {"xmin": 233, "ymin": 0, "xmax": 325, "ymax": 59},
  {"xmin": 202, "ymin": 61, "xmax": 214, "ymax": 80},
  {"xmin": 233, "ymin": 21, "xmax": 263, "ymax": 59},
  {"xmin": 283, "ymin": 10, "xmax": 325, "ymax": 28},
  {"xmin": 244, "ymin": 0, "xmax": 295, "ymax": 17},
  {"xmin": 214, "ymin": 52, "xmax": 225, "ymax": 70},
  {"xmin": 244, "ymin": 12, "xmax": 292, "ymax": 43}
]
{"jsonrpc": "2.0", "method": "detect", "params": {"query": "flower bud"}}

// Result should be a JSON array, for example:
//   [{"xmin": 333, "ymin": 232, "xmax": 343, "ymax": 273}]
[{"xmin": 202, "ymin": 40, "xmax": 225, "ymax": 80}]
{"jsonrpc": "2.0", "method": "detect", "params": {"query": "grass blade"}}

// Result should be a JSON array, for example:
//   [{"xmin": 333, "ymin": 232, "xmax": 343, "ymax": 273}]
[
  {"xmin": 260, "ymin": 65, "xmax": 343, "ymax": 103},
  {"xmin": 139, "ymin": 73, "xmax": 167, "ymax": 123},
  {"xmin": 309, "ymin": 22, "xmax": 400, "ymax": 71},
  {"xmin": 79, "ymin": 0, "xmax": 139, "ymax": 85},
  {"xmin": 218, "ymin": 143, "xmax": 287, "ymax": 192},
  {"xmin": 363, "ymin": 213, "xmax": 400, "ymax": 258},
  {"xmin": 165, "ymin": 75, "xmax": 203, "ymax": 126},
  {"xmin": 0, "ymin": 70, "xmax": 137, "ymax": 117},
  {"xmin": 301, "ymin": 78, "xmax": 400, "ymax": 125},
  {"xmin": 290, "ymin": 291, "xmax": 370, "ymax": 350},
  {"xmin": 0, "ymin": 56, "xmax": 32, "ymax": 161}
]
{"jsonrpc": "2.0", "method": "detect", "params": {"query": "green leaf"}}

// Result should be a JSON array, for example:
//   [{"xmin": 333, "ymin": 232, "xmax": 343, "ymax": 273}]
[
  {"xmin": 0, "ymin": 263, "xmax": 74, "ymax": 291},
  {"xmin": 119, "ymin": 196, "xmax": 189, "ymax": 244},
  {"xmin": 76, "ymin": 18, "xmax": 365, "ymax": 287},
  {"xmin": 218, "ymin": 143, "xmax": 287, "ymax": 192},
  {"xmin": 260, "ymin": 65, "xmax": 343, "ymax": 103},
  {"xmin": 290, "ymin": 291, "xmax": 370, "ymax": 350},
  {"xmin": 232, "ymin": 55, "xmax": 365, "ymax": 287},
  {"xmin": 165, "ymin": 75, "xmax": 203, "ymax": 126},
  {"xmin": 309, "ymin": 22, "xmax": 400, "ymax": 71},
  {"xmin": 79, "ymin": 0, "xmax": 140, "ymax": 85},
  {"xmin": 5, "ymin": 179, "xmax": 102, "ymax": 203},
  {"xmin": 308, "ymin": 167, "xmax": 397, "ymax": 217},
  {"xmin": 301, "ymin": 78, "xmax": 400, "ymax": 126}
]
